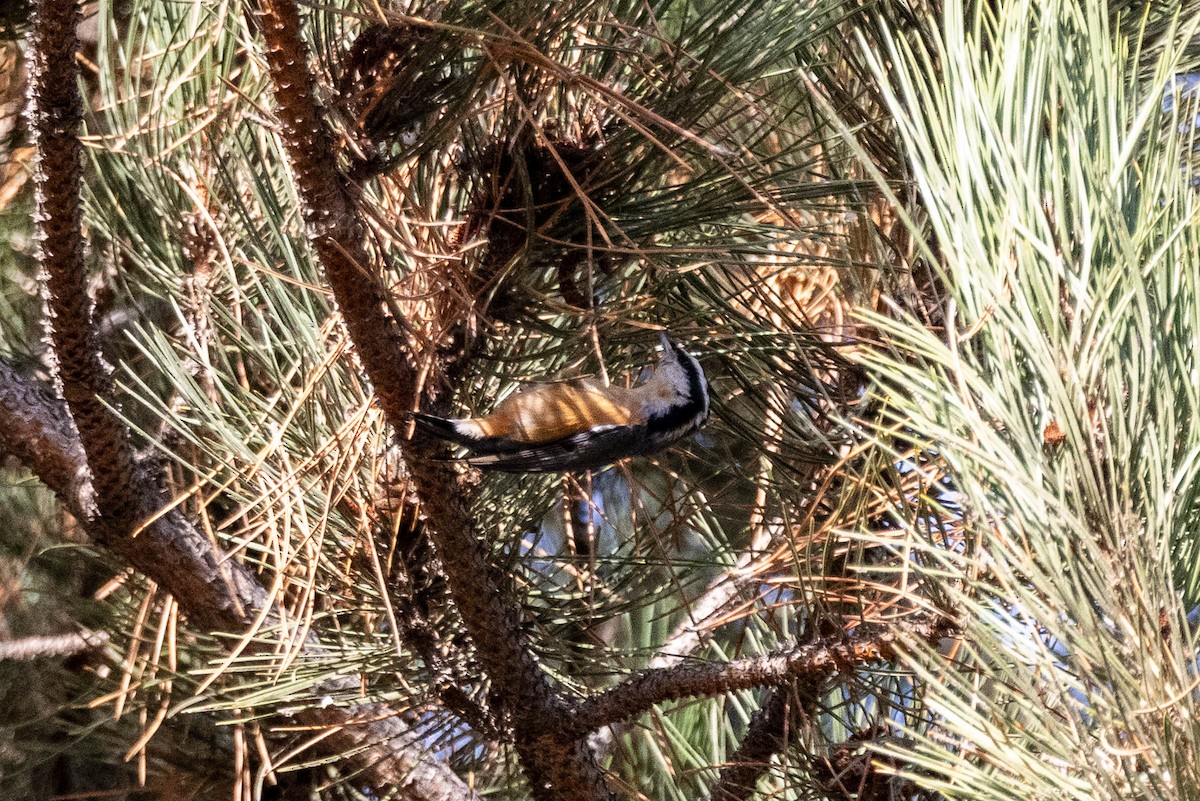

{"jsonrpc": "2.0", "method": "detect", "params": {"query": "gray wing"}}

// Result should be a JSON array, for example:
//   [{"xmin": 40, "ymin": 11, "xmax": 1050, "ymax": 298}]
[{"xmin": 466, "ymin": 424, "xmax": 651, "ymax": 473}]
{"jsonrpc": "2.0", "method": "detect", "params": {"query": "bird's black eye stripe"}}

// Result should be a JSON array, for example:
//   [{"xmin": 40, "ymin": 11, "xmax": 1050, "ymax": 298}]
[{"xmin": 646, "ymin": 345, "xmax": 708, "ymax": 435}]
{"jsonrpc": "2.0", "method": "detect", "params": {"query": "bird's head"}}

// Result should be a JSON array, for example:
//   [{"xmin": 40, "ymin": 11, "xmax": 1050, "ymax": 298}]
[{"xmin": 641, "ymin": 333, "xmax": 710, "ymax": 433}]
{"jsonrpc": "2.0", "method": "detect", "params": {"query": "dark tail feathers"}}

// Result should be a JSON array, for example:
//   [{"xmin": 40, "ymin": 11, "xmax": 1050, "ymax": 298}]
[{"xmin": 410, "ymin": 412, "xmax": 477, "ymax": 446}]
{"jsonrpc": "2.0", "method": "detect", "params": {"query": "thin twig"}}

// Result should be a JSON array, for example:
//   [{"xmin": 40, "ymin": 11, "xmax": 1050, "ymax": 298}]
[{"xmin": 0, "ymin": 630, "xmax": 109, "ymax": 661}]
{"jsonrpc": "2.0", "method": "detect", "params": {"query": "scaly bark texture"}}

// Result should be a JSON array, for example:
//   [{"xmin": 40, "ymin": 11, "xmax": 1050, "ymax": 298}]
[
  {"xmin": 0, "ymin": 630, "xmax": 109, "ymax": 661},
  {"xmin": 24, "ymin": 1, "xmax": 475, "ymax": 792},
  {"xmin": 254, "ymin": 2, "xmax": 614, "ymax": 798},
  {"xmin": 0, "ymin": 359, "xmax": 477, "ymax": 801},
  {"xmin": 572, "ymin": 626, "xmax": 919, "ymax": 732},
  {"xmin": 29, "ymin": 0, "xmax": 141, "ymax": 539},
  {"xmin": 707, "ymin": 686, "xmax": 807, "ymax": 801}
]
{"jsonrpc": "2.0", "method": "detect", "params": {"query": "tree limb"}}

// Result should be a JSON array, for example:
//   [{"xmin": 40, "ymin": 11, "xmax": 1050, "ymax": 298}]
[
  {"xmin": 254, "ymin": 3, "xmax": 613, "ymax": 798},
  {"xmin": 0, "ymin": 358, "xmax": 477, "ymax": 801},
  {"xmin": 23, "ymin": 2, "xmax": 475, "ymax": 791},
  {"xmin": 30, "ymin": 0, "xmax": 143, "ymax": 537},
  {"xmin": 706, "ymin": 686, "xmax": 806, "ymax": 801},
  {"xmin": 572, "ymin": 623, "xmax": 932, "ymax": 733}
]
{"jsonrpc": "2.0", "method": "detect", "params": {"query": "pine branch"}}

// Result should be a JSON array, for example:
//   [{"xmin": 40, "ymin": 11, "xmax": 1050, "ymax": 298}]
[
  {"xmin": 0, "ymin": 630, "xmax": 109, "ymax": 661},
  {"xmin": 254, "ymin": 3, "xmax": 614, "ymax": 798},
  {"xmin": 366, "ymin": 475, "xmax": 499, "ymax": 739},
  {"xmin": 589, "ymin": 543, "xmax": 779, "ymax": 757},
  {"xmin": 29, "ymin": 0, "xmax": 140, "ymax": 537},
  {"xmin": 0, "ymin": 358, "xmax": 478, "ymax": 801},
  {"xmin": 647, "ymin": 552, "xmax": 775, "ymax": 672},
  {"xmin": 0, "ymin": 359, "xmax": 87, "ymax": 500},
  {"xmin": 572, "ymin": 623, "xmax": 936, "ymax": 732},
  {"xmin": 706, "ymin": 686, "xmax": 806, "ymax": 801}
]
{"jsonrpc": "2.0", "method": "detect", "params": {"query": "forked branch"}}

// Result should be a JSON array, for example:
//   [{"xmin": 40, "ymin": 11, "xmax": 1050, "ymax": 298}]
[{"xmin": 22, "ymin": 0, "xmax": 476, "ymax": 794}]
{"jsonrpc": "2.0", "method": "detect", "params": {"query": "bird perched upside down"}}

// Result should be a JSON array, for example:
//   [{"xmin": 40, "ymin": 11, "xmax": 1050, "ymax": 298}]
[{"xmin": 411, "ymin": 333, "xmax": 710, "ymax": 472}]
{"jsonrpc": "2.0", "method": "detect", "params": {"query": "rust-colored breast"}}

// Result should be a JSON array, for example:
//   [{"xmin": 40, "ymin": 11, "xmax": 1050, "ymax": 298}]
[{"xmin": 474, "ymin": 381, "xmax": 641, "ymax": 443}]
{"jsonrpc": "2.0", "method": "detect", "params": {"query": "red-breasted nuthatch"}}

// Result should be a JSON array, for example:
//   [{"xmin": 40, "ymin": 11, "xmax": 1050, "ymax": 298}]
[{"xmin": 412, "ymin": 333, "xmax": 710, "ymax": 472}]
